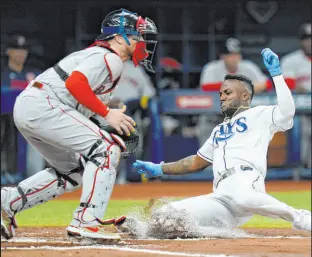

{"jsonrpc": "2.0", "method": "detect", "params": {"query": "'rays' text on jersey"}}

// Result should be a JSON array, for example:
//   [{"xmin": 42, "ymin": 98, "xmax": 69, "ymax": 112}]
[{"xmin": 213, "ymin": 117, "xmax": 248, "ymax": 145}]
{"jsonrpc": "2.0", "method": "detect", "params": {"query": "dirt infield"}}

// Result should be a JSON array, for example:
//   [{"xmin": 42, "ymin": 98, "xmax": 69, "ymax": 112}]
[
  {"xmin": 1, "ymin": 227, "xmax": 311, "ymax": 257},
  {"xmin": 1, "ymin": 181, "xmax": 311, "ymax": 257}
]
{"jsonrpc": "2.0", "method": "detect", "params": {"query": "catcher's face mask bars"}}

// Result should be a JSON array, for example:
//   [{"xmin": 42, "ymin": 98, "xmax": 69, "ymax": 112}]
[{"xmin": 102, "ymin": 9, "xmax": 158, "ymax": 73}]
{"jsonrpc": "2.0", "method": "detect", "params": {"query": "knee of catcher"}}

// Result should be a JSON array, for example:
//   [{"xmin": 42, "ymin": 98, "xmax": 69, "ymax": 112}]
[{"xmin": 86, "ymin": 130, "xmax": 123, "ymax": 169}]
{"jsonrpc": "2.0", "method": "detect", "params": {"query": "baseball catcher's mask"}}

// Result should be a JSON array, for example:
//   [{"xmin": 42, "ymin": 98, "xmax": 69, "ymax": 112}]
[{"xmin": 97, "ymin": 8, "xmax": 158, "ymax": 73}]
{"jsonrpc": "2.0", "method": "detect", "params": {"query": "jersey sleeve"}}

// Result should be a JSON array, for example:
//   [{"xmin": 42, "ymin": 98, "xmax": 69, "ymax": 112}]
[
  {"xmin": 258, "ymin": 105, "xmax": 293, "ymax": 134},
  {"xmin": 73, "ymin": 52, "xmax": 122, "ymax": 89},
  {"xmin": 197, "ymin": 128, "xmax": 216, "ymax": 163}
]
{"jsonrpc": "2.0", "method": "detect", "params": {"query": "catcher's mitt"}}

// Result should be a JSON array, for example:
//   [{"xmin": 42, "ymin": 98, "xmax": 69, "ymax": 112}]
[
  {"xmin": 90, "ymin": 114, "xmax": 139, "ymax": 158},
  {"xmin": 104, "ymin": 124, "xmax": 140, "ymax": 158}
]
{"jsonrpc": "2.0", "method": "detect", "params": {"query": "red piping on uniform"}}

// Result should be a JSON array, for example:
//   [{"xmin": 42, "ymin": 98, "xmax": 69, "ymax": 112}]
[
  {"xmin": 99, "ymin": 129, "xmax": 114, "ymax": 144},
  {"xmin": 10, "ymin": 180, "xmax": 58, "ymax": 210},
  {"xmin": 110, "ymin": 134, "xmax": 126, "ymax": 151},
  {"xmin": 80, "ymin": 131, "xmax": 120, "ymax": 221},
  {"xmin": 81, "ymin": 166, "xmax": 101, "ymax": 222},
  {"xmin": 64, "ymin": 180, "xmax": 67, "ymax": 191},
  {"xmin": 104, "ymin": 54, "xmax": 113, "ymax": 82},
  {"xmin": 47, "ymin": 96, "xmax": 54, "ymax": 109},
  {"xmin": 58, "ymin": 106, "xmax": 101, "ymax": 137}
]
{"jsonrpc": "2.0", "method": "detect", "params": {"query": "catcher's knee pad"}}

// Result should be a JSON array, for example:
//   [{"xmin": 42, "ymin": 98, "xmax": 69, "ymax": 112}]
[
  {"xmin": 3, "ymin": 167, "xmax": 82, "ymax": 215},
  {"xmin": 87, "ymin": 130, "xmax": 123, "ymax": 169},
  {"xmin": 90, "ymin": 115, "xmax": 139, "ymax": 160}
]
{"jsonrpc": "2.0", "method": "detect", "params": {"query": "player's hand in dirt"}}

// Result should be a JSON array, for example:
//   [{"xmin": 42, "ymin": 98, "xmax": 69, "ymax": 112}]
[
  {"xmin": 261, "ymin": 48, "xmax": 282, "ymax": 77},
  {"xmin": 133, "ymin": 160, "xmax": 163, "ymax": 179},
  {"xmin": 105, "ymin": 105, "xmax": 136, "ymax": 136}
]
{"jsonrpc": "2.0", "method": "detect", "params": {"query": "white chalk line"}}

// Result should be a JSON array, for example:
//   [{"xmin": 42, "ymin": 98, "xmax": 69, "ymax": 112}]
[
  {"xmin": 129, "ymin": 235, "xmax": 310, "ymax": 240},
  {"xmin": 2, "ymin": 236, "xmax": 310, "ymax": 257},
  {"xmin": 1, "ymin": 234, "xmax": 310, "ymax": 244},
  {"xmin": 1, "ymin": 245, "xmax": 239, "ymax": 257}
]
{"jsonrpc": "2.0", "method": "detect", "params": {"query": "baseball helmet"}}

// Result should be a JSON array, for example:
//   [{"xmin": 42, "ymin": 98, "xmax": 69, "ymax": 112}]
[{"xmin": 97, "ymin": 8, "xmax": 158, "ymax": 72}]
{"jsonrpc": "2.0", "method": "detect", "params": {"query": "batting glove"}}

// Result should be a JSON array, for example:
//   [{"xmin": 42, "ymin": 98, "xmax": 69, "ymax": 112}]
[
  {"xmin": 261, "ymin": 48, "xmax": 282, "ymax": 77},
  {"xmin": 133, "ymin": 160, "xmax": 163, "ymax": 179}
]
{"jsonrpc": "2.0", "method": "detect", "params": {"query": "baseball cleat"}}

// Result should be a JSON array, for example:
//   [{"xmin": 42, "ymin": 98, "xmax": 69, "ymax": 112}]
[
  {"xmin": 67, "ymin": 225, "xmax": 121, "ymax": 241},
  {"xmin": 292, "ymin": 209, "xmax": 311, "ymax": 232},
  {"xmin": 1, "ymin": 205, "xmax": 17, "ymax": 240}
]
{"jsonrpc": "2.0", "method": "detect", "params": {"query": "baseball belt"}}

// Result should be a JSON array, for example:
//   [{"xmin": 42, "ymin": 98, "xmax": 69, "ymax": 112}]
[{"xmin": 214, "ymin": 165, "xmax": 253, "ymax": 188}]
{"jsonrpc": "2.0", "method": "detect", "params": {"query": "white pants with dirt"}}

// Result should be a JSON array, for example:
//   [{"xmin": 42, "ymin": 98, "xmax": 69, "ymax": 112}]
[
  {"xmin": 150, "ymin": 166, "xmax": 311, "ymax": 238},
  {"xmin": 1, "ymin": 83, "xmax": 121, "ymax": 228}
]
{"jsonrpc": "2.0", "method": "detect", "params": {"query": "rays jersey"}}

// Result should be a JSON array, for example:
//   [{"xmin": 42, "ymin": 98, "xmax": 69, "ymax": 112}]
[
  {"xmin": 34, "ymin": 46, "xmax": 123, "ymax": 118},
  {"xmin": 197, "ymin": 105, "xmax": 293, "ymax": 181}
]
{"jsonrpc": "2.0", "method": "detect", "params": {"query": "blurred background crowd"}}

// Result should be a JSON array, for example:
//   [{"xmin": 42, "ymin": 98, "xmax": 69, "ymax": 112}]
[{"xmin": 1, "ymin": 0, "xmax": 311, "ymax": 184}]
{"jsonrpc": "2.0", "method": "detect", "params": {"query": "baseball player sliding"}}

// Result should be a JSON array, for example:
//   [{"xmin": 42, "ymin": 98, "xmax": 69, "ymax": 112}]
[
  {"xmin": 130, "ymin": 48, "xmax": 311, "ymax": 238},
  {"xmin": 1, "ymin": 9, "xmax": 158, "ymax": 241}
]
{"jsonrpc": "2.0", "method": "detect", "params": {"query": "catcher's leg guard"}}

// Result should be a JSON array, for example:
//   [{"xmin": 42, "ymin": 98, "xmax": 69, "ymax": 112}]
[
  {"xmin": 70, "ymin": 131, "xmax": 122, "ymax": 228},
  {"xmin": 1, "ymin": 167, "xmax": 83, "ymax": 217},
  {"xmin": 1, "ymin": 166, "xmax": 82, "ymax": 239}
]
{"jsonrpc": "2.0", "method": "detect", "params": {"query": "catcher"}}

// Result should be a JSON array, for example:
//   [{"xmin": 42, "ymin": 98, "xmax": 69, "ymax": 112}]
[{"xmin": 1, "ymin": 8, "xmax": 156, "ymax": 241}]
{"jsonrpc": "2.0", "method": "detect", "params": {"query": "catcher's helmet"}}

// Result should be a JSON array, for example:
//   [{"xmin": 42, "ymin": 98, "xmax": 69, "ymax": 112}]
[{"xmin": 97, "ymin": 9, "xmax": 158, "ymax": 72}]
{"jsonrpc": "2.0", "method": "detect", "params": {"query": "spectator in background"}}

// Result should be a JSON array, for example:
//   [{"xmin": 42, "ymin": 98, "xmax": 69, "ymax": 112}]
[
  {"xmin": 200, "ymin": 37, "xmax": 268, "ymax": 93},
  {"xmin": 1, "ymin": 35, "xmax": 41, "ymax": 89},
  {"xmin": 112, "ymin": 60, "xmax": 156, "ymax": 109},
  {"xmin": 197, "ymin": 37, "xmax": 269, "ymax": 146},
  {"xmin": 281, "ymin": 23, "xmax": 311, "ymax": 92},
  {"xmin": 110, "ymin": 60, "xmax": 156, "ymax": 183},
  {"xmin": 281, "ymin": 23, "xmax": 311, "ymax": 168},
  {"xmin": 1, "ymin": 34, "xmax": 44, "ymax": 182}
]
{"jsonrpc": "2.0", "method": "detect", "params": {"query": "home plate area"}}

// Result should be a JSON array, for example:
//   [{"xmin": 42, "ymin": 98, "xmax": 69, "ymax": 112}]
[{"xmin": 1, "ymin": 227, "xmax": 311, "ymax": 257}]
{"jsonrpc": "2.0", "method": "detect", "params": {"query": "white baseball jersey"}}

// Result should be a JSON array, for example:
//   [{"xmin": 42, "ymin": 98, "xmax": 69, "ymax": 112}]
[
  {"xmin": 281, "ymin": 49, "xmax": 311, "ymax": 92},
  {"xmin": 112, "ymin": 60, "xmax": 155, "ymax": 102},
  {"xmin": 35, "ymin": 46, "xmax": 123, "ymax": 118},
  {"xmin": 200, "ymin": 60, "xmax": 267, "ymax": 88},
  {"xmin": 197, "ymin": 105, "xmax": 293, "ymax": 182}
]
